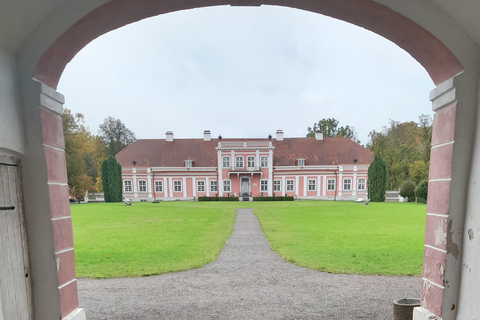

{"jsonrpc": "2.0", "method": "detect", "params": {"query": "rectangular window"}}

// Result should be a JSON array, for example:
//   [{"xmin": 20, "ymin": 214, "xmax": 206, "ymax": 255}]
[
  {"xmin": 197, "ymin": 180, "xmax": 205, "ymax": 192},
  {"xmin": 174, "ymin": 180, "xmax": 182, "ymax": 192},
  {"xmin": 210, "ymin": 180, "xmax": 217, "ymax": 192},
  {"xmin": 286, "ymin": 180, "xmax": 294, "ymax": 191},
  {"xmin": 260, "ymin": 180, "xmax": 268, "ymax": 192},
  {"xmin": 358, "ymin": 178, "xmax": 366, "ymax": 190},
  {"xmin": 308, "ymin": 179, "xmax": 316, "ymax": 191},
  {"xmin": 185, "ymin": 160, "xmax": 192, "ymax": 167},
  {"xmin": 138, "ymin": 180, "xmax": 147, "ymax": 192},
  {"xmin": 223, "ymin": 180, "xmax": 231, "ymax": 192},
  {"xmin": 344, "ymin": 178, "xmax": 352, "ymax": 190},
  {"xmin": 247, "ymin": 156, "xmax": 255, "ymax": 168},
  {"xmin": 297, "ymin": 159, "xmax": 305, "ymax": 166},
  {"xmin": 155, "ymin": 181, "xmax": 163, "ymax": 192},
  {"xmin": 222, "ymin": 156, "xmax": 230, "ymax": 168},
  {"xmin": 327, "ymin": 179, "xmax": 336, "ymax": 191},
  {"xmin": 124, "ymin": 180, "xmax": 132, "ymax": 192},
  {"xmin": 236, "ymin": 156, "xmax": 244, "ymax": 168},
  {"xmin": 260, "ymin": 156, "xmax": 268, "ymax": 168},
  {"xmin": 273, "ymin": 180, "xmax": 281, "ymax": 192}
]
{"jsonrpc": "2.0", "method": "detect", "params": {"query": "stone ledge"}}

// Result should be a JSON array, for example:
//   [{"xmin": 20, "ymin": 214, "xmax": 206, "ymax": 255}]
[
  {"xmin": 413, "ymin": 306, "xmax": 442, "ymax": 320},
  {"xmin": 63, "ymin": 308, "xmax": 86, "ymax": 320}
]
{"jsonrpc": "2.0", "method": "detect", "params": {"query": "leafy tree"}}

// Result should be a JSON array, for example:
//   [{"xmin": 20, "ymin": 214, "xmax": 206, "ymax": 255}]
[
  {"xmin": 415, "ymin": 180, "xmax": 428, "ymax": 203},
  {"xmin": 101, "ymin": 155, "xmax": 122, "ymax": 202},
  {"xmin": 307, "ymin": 118, "xmax": 360, "ymax": 143},
  {"xmin": 62, "ymin": 109, "xmax": 96, "ymax": 199},
  {"xmin": 367, "ymin": 155, "xmax": 387, "ymax": 202},
  {"xmin": 400, "ymin": 180, "xmax": 416, "ymax": 202},
  {"xmin": 367, "ymin": 115, "xmax": 432, "ymax": 190},
  {"xmin": 99, "ymin": 116, "xmax": 137, "ymax": 156},
  {"xmin": 409, "ymin": 160, "xmax": 429, "ymax": 185}
]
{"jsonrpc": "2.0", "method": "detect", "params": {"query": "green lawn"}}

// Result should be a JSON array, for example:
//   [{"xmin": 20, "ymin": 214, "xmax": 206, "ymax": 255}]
[
  {"xmin": 71, "ymin": 201, "xmax": 425, "ymax": 278},
  {"xmin": 253, "ymin": 201, "xmax": 426, "ymax": 276},
  {"xmin": 71, "ymin": 202, "xmax": 236, "ymax": 278}
]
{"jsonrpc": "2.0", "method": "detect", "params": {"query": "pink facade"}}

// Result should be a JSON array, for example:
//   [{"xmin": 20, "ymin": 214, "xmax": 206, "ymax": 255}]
[{"xmin": 117, "ymin": 131, "xmax": 371, "ymax": 201}]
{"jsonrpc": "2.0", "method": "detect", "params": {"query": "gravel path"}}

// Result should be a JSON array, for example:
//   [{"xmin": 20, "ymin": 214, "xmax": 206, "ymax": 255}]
[{"xmin": 78, "ymin": 208, "xmax": 420, "ymax": 319}]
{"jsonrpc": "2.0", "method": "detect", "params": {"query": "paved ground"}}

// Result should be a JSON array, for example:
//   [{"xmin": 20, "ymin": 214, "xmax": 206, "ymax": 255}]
[{"xmin": 78, "ymin": 209, "xmax": 420, "ymax": 319}]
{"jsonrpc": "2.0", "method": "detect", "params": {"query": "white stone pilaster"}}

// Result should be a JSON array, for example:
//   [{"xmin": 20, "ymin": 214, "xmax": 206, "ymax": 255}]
[
  {"xmin": 183, "ymin": 177, "xmax": 187, "ymax": 198},
  {"xmin": 192, "ymin": 177, "xmax": 196, "ymax": 198}
]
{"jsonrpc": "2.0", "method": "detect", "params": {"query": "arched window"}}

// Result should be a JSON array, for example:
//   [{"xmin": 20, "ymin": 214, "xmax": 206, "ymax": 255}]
[
  {"xmin": 138, "ymin": 180, "xmax": 147, "ymax": 192},
  {"xmin": 235, "ymin": 156, "xmax": 244, "ymax": 168},
  {"xmin": 247, "ymin": 156, "xmax": 255, "ymax": 168},
  {"xmin": 124, "ymin": 180, "xmax": 132, "ymax": 192},
  {"xmin": 260, "ymin": 156, "xmax": 268, "ymax": 168}
]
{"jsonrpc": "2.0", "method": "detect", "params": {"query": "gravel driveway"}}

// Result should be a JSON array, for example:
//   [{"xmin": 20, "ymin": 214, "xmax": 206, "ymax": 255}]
[{"xmin": 78, "ymin": 208, "xmax": 420, "ymax": 319}]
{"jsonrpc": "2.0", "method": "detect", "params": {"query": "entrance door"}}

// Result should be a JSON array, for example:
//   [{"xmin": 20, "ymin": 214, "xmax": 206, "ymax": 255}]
[
  {"xmin": 0, "ymin": 156, "xmax": 31, "ymax": 320},
  {"xmin": 240, "ymin": 177, "xmax": 250, "ymax": 195}
]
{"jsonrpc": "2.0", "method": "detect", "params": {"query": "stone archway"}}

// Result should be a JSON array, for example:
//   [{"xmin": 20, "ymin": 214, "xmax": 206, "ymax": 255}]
[{"xmin": 29, "ymin": 1, "xmax": 470, "ymax": 319}]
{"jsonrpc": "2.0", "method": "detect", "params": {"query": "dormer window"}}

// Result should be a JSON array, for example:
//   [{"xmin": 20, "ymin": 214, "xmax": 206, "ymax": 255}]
[
  {"xmin": 185, "ymin": 160, "xmax": 192, "ymax": 168},
  {"xmin": 297, "ymin": 159, "xmax": 305, "ymax": 166}
]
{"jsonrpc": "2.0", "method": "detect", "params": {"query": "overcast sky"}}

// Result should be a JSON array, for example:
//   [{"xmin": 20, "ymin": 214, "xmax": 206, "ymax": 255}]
[{"xmin": 57, "ymin": 5, "xmax": 434, "ymax": 145}]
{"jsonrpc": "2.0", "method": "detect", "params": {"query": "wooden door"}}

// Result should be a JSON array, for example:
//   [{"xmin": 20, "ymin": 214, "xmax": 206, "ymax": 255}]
[{"xmin": 0, "ymin": 156, "xmax": 31, "ymax": 320}]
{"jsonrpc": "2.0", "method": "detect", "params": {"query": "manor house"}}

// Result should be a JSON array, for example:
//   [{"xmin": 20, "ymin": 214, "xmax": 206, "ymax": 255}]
[{"xmin": 116, "ymin": 130, "xmax": 372, "ymax": 201}]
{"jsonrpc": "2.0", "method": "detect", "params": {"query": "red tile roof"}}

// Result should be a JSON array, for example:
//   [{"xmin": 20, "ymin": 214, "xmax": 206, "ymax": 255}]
[{"xmin": 116, "ymin": 137, "xmax": 372, "ymax": 167}]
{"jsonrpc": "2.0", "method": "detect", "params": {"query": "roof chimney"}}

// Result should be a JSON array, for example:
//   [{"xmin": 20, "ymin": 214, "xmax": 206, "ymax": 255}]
[
  {"xmin": 165, "ymin": 131, "xmax": 174, "ymax": 142},
  {"xmin": 203, "ymin": 130, "xmax": 211, "ymax": 141},
  {"xmin": 315, "ymin": 131, "xmax": 324, "ymax": 140},
  {"xmin": 276, "ymin": 129, "xmax": 284, "ymax": 141}
]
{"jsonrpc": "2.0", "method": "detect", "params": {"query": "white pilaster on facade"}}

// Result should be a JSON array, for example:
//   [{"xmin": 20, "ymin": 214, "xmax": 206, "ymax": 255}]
[
  {"xmin": 192, "ymin": 177, "xmax": 196, "ymax": 198},
  {"xmin": 317, "ymin": 176, "xmax": 321, "ymax": 197},
  {"xmin": 268, "ymin": 149, "xmax": 273, "ymax": 196},
  {"xmin": 169, "ymin": 177, "xmax": 173, "ymax": 198},
  {"xmin": 218, "ymin": 149, "xmax": 223, "ymax": 197},
  {"xmin": 353, "ymin": 171, "xmax": 357, "ymax": 196},
  {"xmin": 256, "ymin": 150, "xmax": 260, "ymax": 170},
  {"xmin": 147, "ymin": 168, "xmax": 152, "ymax": 198},
  {"xmin": 338, "ymin": 166, "xmax": 343, "ymax": 196},
  {"xmin": 295, "ymin": 176, "xmax": 299, "ymax": 198},
  {"xmin": 206, "ymin": 177, "xmax": 210, "ymax": 197},
  {"xmin": 322, "ymin": 175, "xmax": 327, "ymax": 197},
  {"xmin": 132, "ymin": 168, "xmax": 138, "ymax": 198},
  {"xmin": 303, "ymin": 176, "xmax": 307, "ymax": 197},
  {"xmin": 230, "ymin": 150, "xmax": 235, "ymax": 170},
  {"xmin": 163, "ymin": 177, "xmax": 167, "ymax": 198},
  {"xmin": 183, "ymin": 177, "xmax": 187, "ymax": 198},
  {"xmin": 282, "ymin": 176, "xmax": 286, "ymax": 196}
]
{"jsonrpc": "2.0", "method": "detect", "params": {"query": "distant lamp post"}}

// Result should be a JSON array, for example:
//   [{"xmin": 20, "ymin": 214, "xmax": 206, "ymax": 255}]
[
  {"xmin": 353, "ymin": 158, "xmax": 358, "ymax": 164},
  {"xmin": 132, "ymin": 160, "xmax": 137, "ymax": 166}
]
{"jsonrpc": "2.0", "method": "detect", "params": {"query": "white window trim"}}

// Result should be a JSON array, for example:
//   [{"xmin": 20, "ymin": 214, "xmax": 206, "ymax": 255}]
[
  {"xmin": 273, "ymin": 179, "xmax": 281, "ymax": 192},
  {"xmin": 222, "ymin": 156, "xmax": 230, "ymax": 168},
  {"xmin": 124, "ymin": 180, "xmax": 132, "ymax": 192},
  {"xmin": 297, "ymin": 159, "xmax": 305, "ymax": 166},
  {"xmin": 223, "ymin": 179, "xmax": 231, "ymax": 192},
  {"xmin": 260, "ymin": 156, "xmax": 268, "ymax": 168},
  {"xmin": 344, "ymin": 178, "xmax": 352, "ymax": 190},
  {"xmin": 210, "ymin": 180, "xmax": 218, "ymax": 192},
  {"xmin": 308, "ymin": 179, "xmax": 316, "ymax": 191},
  {"xmin": 197, "ymin": 180, "xmax": 205, "ymax": 192},
  {"xmin": 185, "ymin": 160, "xmax": 192, "ymax": 168},
  {"xmin": 173, "ymin": 180, "xmax": 182, "ymax": 192},
  {"xmin": 358, "ymin": 178, "xmax": 366, "ymax": 190},
  {"xmin": 138, "ymin": 180, "xmax": 147, "ymax": 192},
  {"xmin": 247, "ymin": 156, "xmax": 255, "ymax": 168},
  {"xmin": 327, "ymin": 179, "xmax": 336, "ymax": 191},
  {"xmin": 154, "ymin": 181, "xmax": 163, "ymax": 192},
  {"xmin": 260, "ymin": 179, "xmax": 268, "ymax": 192},
  {"xmin": 235, "ymin": 156, "xmax": 244, "ymax": 168},
  {"xmin": 286, "ymin": 179, "xmax": 294, "ymax": 191}
]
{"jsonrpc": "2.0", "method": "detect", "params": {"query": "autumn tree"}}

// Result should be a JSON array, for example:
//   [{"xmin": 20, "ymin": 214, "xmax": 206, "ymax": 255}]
[
  {"xmin": 99, "ymin": 116, "xmax": 137, "ymax": 156},
  {"xmin": 367, "ymin": 115, "xmax": 432, "ymax": 190},
  {"xmin": 307, "ymin": 118, "xmax": 360, "ymax": 143},
  {"xmin": 62, "ymin": 109, "xmax": 96, "ymax": 200}
]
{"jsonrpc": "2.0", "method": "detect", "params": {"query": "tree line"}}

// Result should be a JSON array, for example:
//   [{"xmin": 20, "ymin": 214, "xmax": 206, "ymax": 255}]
[
  {"xmin": 307, "ymin": 115, "xmax": 432, "ymax": 202},
  {"xmin": 62, "ymin": 109, "xmax": 136, "ymax": 201}
]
